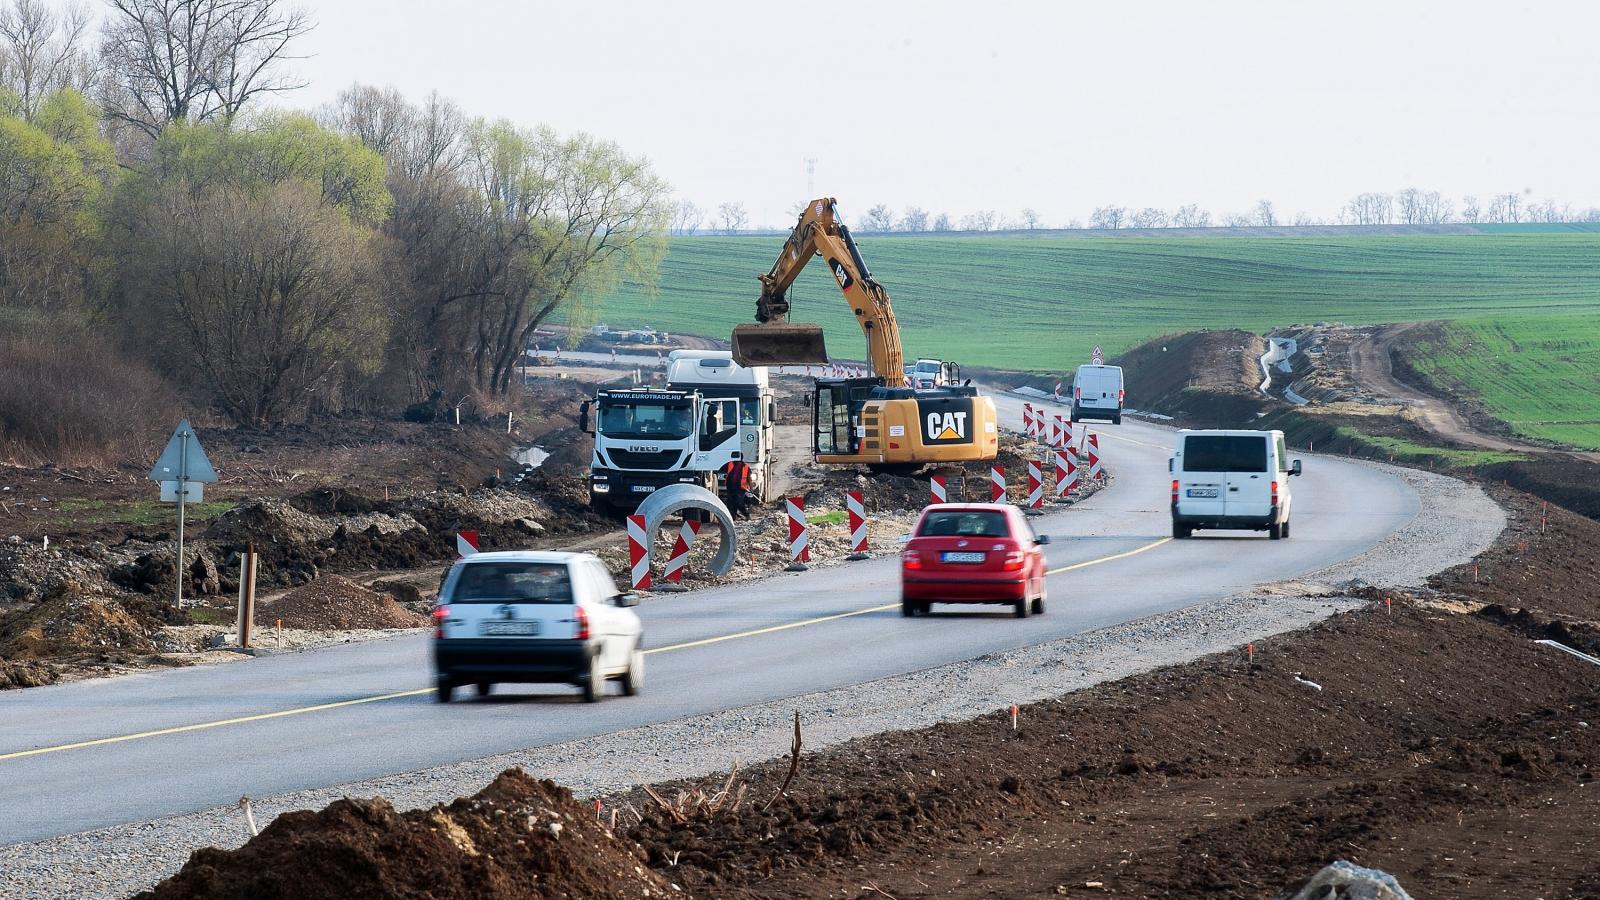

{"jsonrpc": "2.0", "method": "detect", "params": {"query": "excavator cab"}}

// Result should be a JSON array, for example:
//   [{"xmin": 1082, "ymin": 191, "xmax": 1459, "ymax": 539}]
[{"xmin": 731, "ymin": 323, "xmax": 829, "ymax": 367}]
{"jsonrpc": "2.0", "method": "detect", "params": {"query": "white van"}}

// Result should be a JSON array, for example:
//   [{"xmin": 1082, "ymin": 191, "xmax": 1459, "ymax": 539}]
[
  {"xmin": 1071, "ymin": 364, "xmax": 1124, "ymax": 425},
  {"xmin": 1169, "ymin": 430, "xmax": 1301, "ymax": 540}
]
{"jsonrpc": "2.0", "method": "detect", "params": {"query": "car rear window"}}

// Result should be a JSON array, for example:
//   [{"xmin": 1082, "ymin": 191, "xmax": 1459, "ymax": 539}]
[
  {"xmin": 447, "ymin": 562, "xmax": 572, "ymax": 603},
  {"xmin": 917, "ymin": 510, "xmax": 1011, "ymax": 538},
  {"xmin": 1182, "ymin": 435, "xmax": 1268, "ymax": 473}
]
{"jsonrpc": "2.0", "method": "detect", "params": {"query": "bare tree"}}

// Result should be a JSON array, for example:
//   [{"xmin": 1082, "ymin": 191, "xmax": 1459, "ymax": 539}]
[
  {"xmin": 1342, "ymin": 192, "xmax": 1392, "ymax": 225},
  {"xmin": 1251, "ymin": 199, "xmax": 1276, "ymax": 227},
  {"xmin": 322, "ymin": 82, "xmax": 413, "ymax": 156},
  {"xmin": 1292, "ymin": 212, "xmax": 1318, "ymax": 226},
  {"xmin": 1486, "ymin": 192, "xmax": 1521, "ymax": 224},
  {"xmin": 1171, "ymin": 204, "xmax": 1209, "ymax": 228},
  {"xmin": 959, "ymin": 209, "xmax": 999, "ymax": 231},
  {"xmin": 896, "ymin": 205, "xmax": 928, "ymax": 232},
  {"xmin": 717, "ymin": 201, "xmax": 748, "ymax": 234},
  {"xmin": 1089, "ymin": 206, "xmax": 1125, "ymax": 229},
  {"xmin": 1062, "ymin": 218, "xmax": 1083, "ymax": 229},
  {"xmin": 1128, "ymin": 207, "xmax": 1168, "ymax": 229},
  {"xmin": 670, "ymin": 199, "xmax": 703, "ymax": 235},
  {"xmin": 860, "ymin": 203, "xmax": 894, "ymax": 231},
  {"xmin": 98, "ymin": 0, "xmax": 314, "ymax": 139},
  {"xmin": 1459, "ymin": 195, "xmax": 1481, "ymax": 223},
  {"xmin": 0, "ymin": 0, "xmax": 95, "ymax": 120},
  {"xmin": 931, "ymin": 212, "xmax": 951, "ymax": 232},
  {"xmin": 1396, "ymin": 188, "xmax": 1452, "ymax": 225},
  {"xmin": 1019, "ymin": 207, "xmax": 1042, "ymax": 229}
]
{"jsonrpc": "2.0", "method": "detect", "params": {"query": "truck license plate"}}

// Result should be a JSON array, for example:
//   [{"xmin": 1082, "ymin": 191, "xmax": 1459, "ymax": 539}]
[
  {"xmin": 480, "ymin": 621, "xmax": 541, "ymax": 636},
  {"xmin": 941, "ymin": 551, "xmax": 986, "ymax": 563},
  {"xmin": 630, "ymin": 485, "xmax": 656, "ymax": 493},
  {"xmin": 1186, "ymin": 488, "xmax": 1219, "ymax": 498}
]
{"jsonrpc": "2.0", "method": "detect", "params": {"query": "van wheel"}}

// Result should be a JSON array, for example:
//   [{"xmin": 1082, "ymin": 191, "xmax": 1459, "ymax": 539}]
[
  {"xmin": 1282, "ymin": 519, "xmax": 1291, "ymax": 539},
  {"xmin": 474, "ymin": 681, "xmax": 492, "ymax": 698},
  {"xmin": 581, "ymin": 652, "xmax": 604, "ymax": 703},
  {"xmin": 1112, "ymin": 416, "xmax": 1122, "ymax": 426},
  {"xmin": 621, "ymin": 648, "xmax": 644, "ymax": 696},
  {"xmin": 1172, "ymin": 522, "xmax": 1192, "ymax": 539},
  {"xmin": 1269, "ymin": 522, "xmax": 1283, "ymax": 540},
  {"xmin": 435, "ymin": 678, "xmax": 454, "ymax": 704}
]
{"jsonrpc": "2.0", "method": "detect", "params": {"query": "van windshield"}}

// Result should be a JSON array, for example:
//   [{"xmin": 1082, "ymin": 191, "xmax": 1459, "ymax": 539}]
[
  {"xmin": 1183, "ymin": 435, "xmax": 1268, "ymax": 473},
  {"xmin": 447, "ymin": 562, "xmax": 572, "ymax": 603}
]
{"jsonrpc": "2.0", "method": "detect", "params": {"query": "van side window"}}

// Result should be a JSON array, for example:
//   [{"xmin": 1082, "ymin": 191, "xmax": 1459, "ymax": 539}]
[{"xmin": 1275, "ymin": 435, "xmax": 1289, "ymax": 472}]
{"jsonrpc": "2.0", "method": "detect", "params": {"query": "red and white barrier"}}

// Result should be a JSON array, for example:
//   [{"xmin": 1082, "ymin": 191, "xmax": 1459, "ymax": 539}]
[
  {"xmin": 1088, "ymin": 433, "xmax": 1103, "ymax": 479},
  {"xmin": 930, "ymin": 476, "xmax": 948, "ymax": 505},
  {"xmin": 455, "ymin": 530, "xmax": 479, "ymax": 559},
  {"xmin": 990, "ymin": 465, "xmax": 1006, "ymax": 502},
  {"xmin": 786, "ymin": 496, "xmax": 809, "ymax": 566},
  {"xmin": 1027, "ymin": 459, "xmax": 1043, "ymax": 510},
  {"xmin": 626, "ymin": 515, "xmax": 650, "ymax": 590},
  {"xmin": 1054, "ymin": 449, "xmax": 1076, "ymax": 498},
  {"xmin": 847, "ymin": 490, "xmax": 868, "ymax": 558},
  {"xmin": 662, "ymin": 519, "xmax": 700, "ymax": 584},
  {"xmin": 1022, "ymin": 403, "xmax": 1034, "ymax": 438},
  {"xmin": 1047, "ymin": 415, "xmax": 1058, "ymax": 447}
]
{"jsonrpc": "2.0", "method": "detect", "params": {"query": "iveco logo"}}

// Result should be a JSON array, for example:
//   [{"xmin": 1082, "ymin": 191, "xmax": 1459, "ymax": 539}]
[{"xmin": 628, "ymin": 445, "xmax": 663, "ymax": 453}]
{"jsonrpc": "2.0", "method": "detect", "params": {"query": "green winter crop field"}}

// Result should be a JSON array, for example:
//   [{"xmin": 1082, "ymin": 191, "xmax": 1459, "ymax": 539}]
[
  {"xmin": 1407, "ymin": 314, "xmax": 1600, "ymax": 450},
  {"xmin": 588, "ymin": 233, "xmax": 1600, "ymax": 374}
]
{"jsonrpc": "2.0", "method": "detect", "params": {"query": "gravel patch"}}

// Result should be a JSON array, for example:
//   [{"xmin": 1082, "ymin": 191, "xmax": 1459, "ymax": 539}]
[{"xmin": 0, "ymin": 463, "xmax": 1504, "ymax": 899}]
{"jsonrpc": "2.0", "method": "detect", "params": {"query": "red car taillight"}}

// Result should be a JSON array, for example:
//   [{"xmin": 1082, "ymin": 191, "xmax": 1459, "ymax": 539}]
[
  {"xmin": 575, "ymin": 605, "xmax": 591, "ymax": 640},
  {"xmin": 1171, "ymin": 479, "xmax": 1179, "ymax": 505},
  {"xmin": 902, "ymin": 549, "xmax": 923, "ymax": 570},
  {"xmin": 1002, "ymin": 550, "xmax": 1026, "ymax": 571},
  {"xmin": 1074, "ymin": 387, "xmax": 1081, "ymax": 399},
  {"xmin": 431, "ymin": 605, "xmax": 449, "ymax": 639},
  {"xmin": 1271, "ymin": 480, "xmax": 1279, "ymax": 506}
]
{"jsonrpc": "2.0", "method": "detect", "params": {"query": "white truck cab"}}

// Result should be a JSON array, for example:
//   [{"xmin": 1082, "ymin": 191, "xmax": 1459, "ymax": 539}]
[
  {"xmin": 1071, "ymin": 364, "xmax": 1125, "ymax": 425},
  {"xmin": 1170, "ymin": 429, "xmax": 1302, "ymax": 540}
]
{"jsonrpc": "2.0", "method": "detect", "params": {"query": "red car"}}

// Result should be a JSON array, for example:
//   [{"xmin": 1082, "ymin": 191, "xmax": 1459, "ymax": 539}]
[{"xmin": 900, "ymin": 503, "xmax": 1050, "ymax": 618}]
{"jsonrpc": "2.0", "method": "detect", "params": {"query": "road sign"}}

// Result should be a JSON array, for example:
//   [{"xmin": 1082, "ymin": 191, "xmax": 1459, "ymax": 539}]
[
  {"xmin": 1091, "ymin": 345, "xmax": 1103, "ymax": 365},
  {"xmin": 148, "ymin": 420, "xmax": 217, "ymax": 608}
]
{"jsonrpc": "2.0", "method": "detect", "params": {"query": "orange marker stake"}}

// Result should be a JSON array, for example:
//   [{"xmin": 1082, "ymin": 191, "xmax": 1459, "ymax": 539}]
[
  {"xmin": 594, "ymin": 798, "xmax": 602, "ymax": 819},
  {"xmin": 1385, "ymin": 595, "xmax": 1392, "ymax": 615},
  {"xmin": 1010, "ymin": 704, "xmax": 1018, "ymax": 732},
  {"xmin": 1473, "ymin": 563, "xmax": 1480, "ymax": 583},
  {"xmin": 1247, "ymin": 643, "xmax": 1255, "ymax": 666}
]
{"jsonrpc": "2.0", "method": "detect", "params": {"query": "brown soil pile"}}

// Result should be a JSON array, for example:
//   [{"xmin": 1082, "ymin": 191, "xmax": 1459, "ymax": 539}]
[
  {"xmin": 611, "ymin": 520, "xmax": 1599, "ymax": 897},
  {"xmin": 0, "ymin": 580, "xmax": 157, "ymax": 660},
  {"xmin": 136, "ymin": 770, "xmax": 674, "ymax": 900},
  {"xmin": 1113, "ymin": 328, "xmax": 1268, "ymax": 425},
  {"xmin": 263, "ymin": 576, "xmax": 426, "ymax": 630}
]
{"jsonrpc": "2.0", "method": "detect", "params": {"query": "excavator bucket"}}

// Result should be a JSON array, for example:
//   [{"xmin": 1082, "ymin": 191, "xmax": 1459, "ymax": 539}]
[{"xmin": 731, "ymin": 323, "xmax": 830, "ymax": 367}]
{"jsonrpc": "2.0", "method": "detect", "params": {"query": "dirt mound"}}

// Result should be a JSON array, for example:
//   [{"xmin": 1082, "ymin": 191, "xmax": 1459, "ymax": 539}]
[
  {"xmin": 263, "ymin": 576, "xmax": 426, "ymax": 630},
  {"xmin": 136, "ymin": 770, "xmax": 673, "ymax": 900},
  {"xmin": 0, "ymin": 580, "xmax": 158, "ymax": 660},
  {"xmin": 1112, "ymin": 329, "xmax": 1268, "ymax": 424}
]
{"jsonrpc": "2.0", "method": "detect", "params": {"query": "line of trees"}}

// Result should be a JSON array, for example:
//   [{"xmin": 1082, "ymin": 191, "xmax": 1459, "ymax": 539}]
[
  {"xmin": 0, "ymin": 0, "xmax": 672, "ymax": 431},
  {"xmin": 669, "ymin": 189, "xmax": 1600, "ymax": 235}
]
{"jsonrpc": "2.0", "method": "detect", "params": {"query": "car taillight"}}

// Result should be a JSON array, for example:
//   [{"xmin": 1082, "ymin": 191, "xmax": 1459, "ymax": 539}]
[
  {"xmin": 1271, "ymin": 480, "xmax": 1279, "ymax": 506},
  {"xmin": 903, "ymin": 549, "xmax": 923, "ymax": 570},
  {"xmin": 431, "ymin": 605, "xmax": 449, "ymax": 639},
  {"xmin": 1074, "ymin": 387, "xmax": 1081, "ymax": 399},
  {"xmin": 1002, "ymin": 550, "xmax": 1025, "ymax": 571},
  {"xmin": 1118, "ymin": 389, "xmax": 1125, "ymax": 402},
  {"xmin": 574, "ymin": 605, "xmax": 590, "ymax": 640},
  {"xmin": 1171, "ymin": 479, "xmax": 1179, "ymax": 505}
]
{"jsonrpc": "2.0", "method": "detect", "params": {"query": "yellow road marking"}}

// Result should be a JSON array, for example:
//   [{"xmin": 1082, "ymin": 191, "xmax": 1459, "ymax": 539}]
[{"xmin": 2, "ymin": 539, "xmax": 1172, "ymax": 763}]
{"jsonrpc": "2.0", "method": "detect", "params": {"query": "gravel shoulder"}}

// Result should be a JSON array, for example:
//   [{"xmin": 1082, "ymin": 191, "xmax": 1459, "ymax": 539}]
[{"xmin": 0, "ymin": 461, "xmax": 1502, "ymax": 899}]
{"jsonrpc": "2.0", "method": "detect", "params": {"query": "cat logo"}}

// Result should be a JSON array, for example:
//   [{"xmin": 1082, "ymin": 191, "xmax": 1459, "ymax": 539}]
[
  {"xmin": 828, "ymin": 258, "xmax": 854, "ymax": 291},
  {"xmin": 925, "ymin": 411, "xmax": 968, "ymax": 442}
]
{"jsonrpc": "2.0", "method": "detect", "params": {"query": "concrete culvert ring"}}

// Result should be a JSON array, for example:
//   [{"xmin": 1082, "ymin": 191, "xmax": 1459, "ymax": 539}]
[{"xmin": 635, "ymin": 484, "xmax": 739, "ymax": 576}]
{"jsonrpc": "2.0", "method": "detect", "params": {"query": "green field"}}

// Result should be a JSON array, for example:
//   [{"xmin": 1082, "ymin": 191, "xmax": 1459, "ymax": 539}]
[
  {"xmin": 1407, "ymin": 315, "xmax": 1600, "ymax": 449},
  {"xmin": 588, "ymin": 234, "xmax": 1600, "ymax": 376}
]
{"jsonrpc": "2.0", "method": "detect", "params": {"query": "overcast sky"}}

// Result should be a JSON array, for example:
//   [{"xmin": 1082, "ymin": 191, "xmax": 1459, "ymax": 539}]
[{"xmin": 289, "ymin": 0, "xmax": 1600, "ymax": 228}]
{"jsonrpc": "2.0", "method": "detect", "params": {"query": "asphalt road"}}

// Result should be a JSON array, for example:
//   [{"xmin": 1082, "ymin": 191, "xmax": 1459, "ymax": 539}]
[{"xmin": 0, "ymin": 395, "xmax": 1418, "ymax": 845}]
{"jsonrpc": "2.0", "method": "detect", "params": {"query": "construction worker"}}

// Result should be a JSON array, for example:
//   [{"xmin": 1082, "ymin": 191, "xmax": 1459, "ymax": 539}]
[{"xmin": 720, "ymin": 453, "xmax": 753, "ymax": 520}]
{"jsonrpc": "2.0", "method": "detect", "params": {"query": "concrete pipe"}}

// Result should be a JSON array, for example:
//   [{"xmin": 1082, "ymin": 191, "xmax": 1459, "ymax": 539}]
[{"xmin": 634, "ymin": 484, "xmax": 739, "ymax": 576}]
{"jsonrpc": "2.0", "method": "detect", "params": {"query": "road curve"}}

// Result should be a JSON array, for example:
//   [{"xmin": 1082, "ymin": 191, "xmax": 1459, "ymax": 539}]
[{"xmin": 0, "ymin": 396, "xmax": 1419, "ymax": 845}]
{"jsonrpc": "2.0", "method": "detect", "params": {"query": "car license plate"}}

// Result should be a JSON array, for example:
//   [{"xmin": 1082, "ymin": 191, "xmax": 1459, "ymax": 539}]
[
  {"xmin": 1186, "ymin": 488, "xmax": 1219, "ymax": 498},
  {"xmin": 480, "ymin": 621, "xmax": 541, "ymax": 636},
  {"xmin": 630, "ymin": 485, "xmax": 656, "ymax": 493},
  {"xmin": 940, "ymin": 551, "xmax": 986, "ymax": 563}
]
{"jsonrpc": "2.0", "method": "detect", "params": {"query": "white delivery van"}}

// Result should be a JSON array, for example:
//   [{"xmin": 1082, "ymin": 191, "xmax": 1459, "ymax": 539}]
[
  {"xmin": 1071, "ymin": 364, "xmax": 1124, "ymax": 425},
  {"xmin": 1169, "ymin": 429, "xmax": 1301, "ymax": 540}
]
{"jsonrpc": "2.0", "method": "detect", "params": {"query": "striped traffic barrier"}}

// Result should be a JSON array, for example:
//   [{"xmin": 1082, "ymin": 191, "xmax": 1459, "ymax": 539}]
[
  {"xmin": 1054, "ymin": 449, "xmax": 1076, "ymax": 498},
  {"xmin": 847, "ymin": 491, "xmax": 869, "ymax": 560},
  {"xmin": 930, "ymin": 476, "xmax": 948, "ymax": 505},
  {"xmin": 455, "ymin": 530, "xmax": 479, "ymax": 559},
  {"xmin": 990, "ymin": 465, "xmax": 1006, "ymax": 502},
  {"xmin": 626, "ymin": 515, "xmax": 650, "ymax": 590},
  {"xmin": 1088, "ymin": 433, "xmax": 1103, "ymax": 479},
  {"xmin": 1056, "ymin": 415, "xmax": 1070, "ymax": 449},
  {"xmin": 662, "ymin": 519, "xmax": 701, "ymax": 584},
  {"xmin": 1049, "ymin": 415, "xmax": 1061, "ymax": 448},
  {"xmin": 1027, "ymin": 460, "xmax": 1043, "ymax": 510},
  {"xmin": 1022, "ymin": 403, "xmax": 1033, "ymax": 437},
  {"xmin": 786, "ymin": 496, "xmax": 810, "ymax": 570}
]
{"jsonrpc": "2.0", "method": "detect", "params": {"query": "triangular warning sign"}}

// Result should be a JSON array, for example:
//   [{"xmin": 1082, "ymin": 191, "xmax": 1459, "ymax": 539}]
[
  {"xmin": 147, "ymin": 419, "xmax": 219, "ymax": 483},
  {"xmin": 936, "ymin": 426, "xmax": 960, "ymax": 440}
]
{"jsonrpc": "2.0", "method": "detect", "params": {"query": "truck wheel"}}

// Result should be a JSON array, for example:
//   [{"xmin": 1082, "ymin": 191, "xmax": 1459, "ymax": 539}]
[{"xmin": 581, "ymin": 652, "xmax": 604, "ymax": 703}]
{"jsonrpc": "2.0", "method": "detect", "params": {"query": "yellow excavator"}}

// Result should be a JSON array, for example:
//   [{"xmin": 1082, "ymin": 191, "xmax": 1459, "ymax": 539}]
[{"xmin": 732, "ymin": 197, "xmax": 999, "ymax": 469}]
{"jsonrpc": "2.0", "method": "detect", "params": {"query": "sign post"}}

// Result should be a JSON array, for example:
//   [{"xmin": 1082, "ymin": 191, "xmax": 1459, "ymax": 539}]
[{"xmin": 148, "ymin": 419, "xmax": 218, "ymax": 608}]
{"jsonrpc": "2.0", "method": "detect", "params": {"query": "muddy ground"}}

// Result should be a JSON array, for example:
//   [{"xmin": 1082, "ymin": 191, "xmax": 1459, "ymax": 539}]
[{"xmin": 137, "ymin": 479, "xmax": 1600, "ymax": 899}]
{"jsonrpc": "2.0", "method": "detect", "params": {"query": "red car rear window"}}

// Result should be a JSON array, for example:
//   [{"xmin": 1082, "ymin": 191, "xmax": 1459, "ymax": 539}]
[{"xmin": 917, "ymin": 510, "xmax": 1010, "ymax": 538}]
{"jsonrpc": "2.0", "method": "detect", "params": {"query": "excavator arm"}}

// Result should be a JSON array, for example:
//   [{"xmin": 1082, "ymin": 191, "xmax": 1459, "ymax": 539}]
[{"xmin": 733, "ymin": 198, "xmax": 904, "ymax": 381}]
